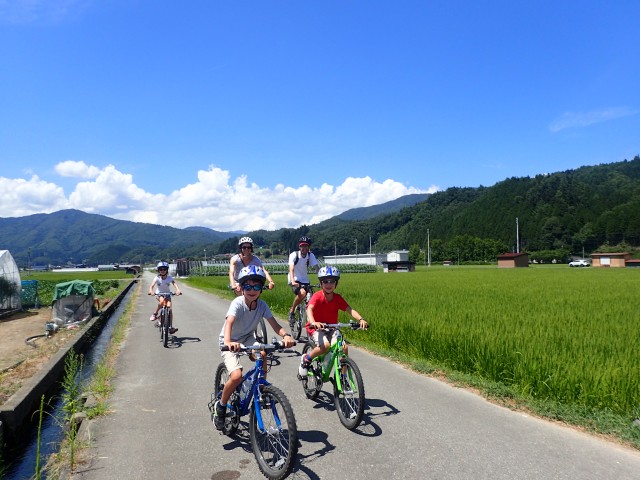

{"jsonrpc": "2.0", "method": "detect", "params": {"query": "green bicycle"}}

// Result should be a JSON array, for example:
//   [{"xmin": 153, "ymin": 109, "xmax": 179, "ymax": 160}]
[{"xmin": 298, "ymin": 321, "xmax": 366, "ymax": 430}]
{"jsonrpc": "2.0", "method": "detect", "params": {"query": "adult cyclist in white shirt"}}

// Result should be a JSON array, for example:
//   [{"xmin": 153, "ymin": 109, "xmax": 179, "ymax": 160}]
[{"xmin": 287, "ymin": 236, "xmax": 319, "ymax": 324}]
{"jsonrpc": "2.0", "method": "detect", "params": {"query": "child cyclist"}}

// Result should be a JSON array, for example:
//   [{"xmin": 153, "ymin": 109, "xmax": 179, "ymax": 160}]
[
  {"xmin": 148, "ymin": 261, "xmax": 182, "ymax": 334},
  {"xmin": 214, "ymin": 265, "xmax": 295, "ymax": 430},
  {"xmin": 298, "ymin": 266, "xmax": 368, "ymax": 376}
]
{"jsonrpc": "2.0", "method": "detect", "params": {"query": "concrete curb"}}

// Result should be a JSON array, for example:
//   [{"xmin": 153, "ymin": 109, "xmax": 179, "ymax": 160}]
[{"xmin": 0, "ymin": 278, "xmax": 138, "ymax": 449}]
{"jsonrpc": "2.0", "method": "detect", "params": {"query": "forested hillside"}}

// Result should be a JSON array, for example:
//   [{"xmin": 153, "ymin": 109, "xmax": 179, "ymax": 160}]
[
  {"xmin": 254, "ymin": 156, "xmax": 640, "ymax": 263},
  {"xmin": 0, "ymin": 210, "xmax": 235, "ymax": 267}
]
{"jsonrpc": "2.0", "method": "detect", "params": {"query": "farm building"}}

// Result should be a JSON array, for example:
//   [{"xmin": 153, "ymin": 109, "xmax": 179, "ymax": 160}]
[
  {"xmin": 591, "ymin": 252, "xmax": 630, "ymax": 268},
  {"xmin": 382, "ymin": 250, "xmax": 415, "ymax": 273},
  {"xmin": 497, "ymin": 252, "xmax": 529, "ymax": 268},
  {"xmin": 323, "ymin": 253, "xmax": 386, "ymax": 266}
]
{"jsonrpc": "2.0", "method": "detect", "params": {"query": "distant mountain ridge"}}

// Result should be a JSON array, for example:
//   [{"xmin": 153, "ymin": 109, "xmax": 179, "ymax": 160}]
[
  {"xmin": 328, "ymin": 193, "xmax": 431, "ymax": 222},
  {"xmin": 0, "ymin": 209, "xmax": 236, "ymax": 267},
  {"xmin": 2, "ymin": 156, "xmax": 640, "ymax": 267},
  {"xmin": 0, "ymin": 194, "xmax": 425, "ymax": 266}
]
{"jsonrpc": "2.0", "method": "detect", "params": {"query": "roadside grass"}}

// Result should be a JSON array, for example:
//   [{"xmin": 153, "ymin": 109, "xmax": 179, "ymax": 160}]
[
  {"xmin": 182, "ymin": 266, "xmax": 640, "ymax": 450},
  {"xmin": 43, "ymin": 282, "xmax": 136, "ymax": 477}
]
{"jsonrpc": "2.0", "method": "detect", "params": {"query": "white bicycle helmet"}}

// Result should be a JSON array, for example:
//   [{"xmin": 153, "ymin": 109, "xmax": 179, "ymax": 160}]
[
  {"xmin": 156, "ymin": 261, "xmax": 169, "ymax": 271},
  {"xmin": 318, "ymin": 265, "xmax": 340, "ymax": 283},
  {"xmin": 238, "ymin": 236, "xmax": 254, "ymax": 246},
  {"xmin": 237, "ymin": 265, "xmax": 266, "ymax": 286}
]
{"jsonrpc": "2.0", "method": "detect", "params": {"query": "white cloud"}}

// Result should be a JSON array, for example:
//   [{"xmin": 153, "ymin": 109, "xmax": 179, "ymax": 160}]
[
  {"xmin": 55, "ymin": 160, "xmax": 101, "ymax": 179},
  {"xmin": 0, "ymin": 175, "xmax": 70, "ymax": 217},
  {"xmin": 0, "ymin": 162, "xmax": 437, "ymax": 231},
  {"xmin": 549, "ymin": 106, "xmax": 638, "ymax": 133}
]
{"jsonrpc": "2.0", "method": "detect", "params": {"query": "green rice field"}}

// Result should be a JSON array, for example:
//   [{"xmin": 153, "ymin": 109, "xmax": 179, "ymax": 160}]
[{"xmin": 187, "ymin": 265, "xmax": 640, "ymax": 447}]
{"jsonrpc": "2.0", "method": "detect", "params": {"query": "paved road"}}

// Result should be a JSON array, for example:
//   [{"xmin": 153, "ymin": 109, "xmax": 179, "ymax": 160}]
[{"xmin": 74, "ymin": 273, "xmax": 640, "ymax": 479}]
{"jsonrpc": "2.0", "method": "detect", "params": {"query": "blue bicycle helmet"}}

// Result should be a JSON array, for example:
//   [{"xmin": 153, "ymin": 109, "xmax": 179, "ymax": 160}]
[
  {"xmin": 318, "ymin": 265, "xmax": 340, "ymax": 285},
  {"xmin": 237, "ymin": 265, "xmax": 267, "ymax": 286}
]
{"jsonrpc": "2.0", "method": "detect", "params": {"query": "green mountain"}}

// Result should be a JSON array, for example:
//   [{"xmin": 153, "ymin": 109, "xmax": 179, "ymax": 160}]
[
  {"xmin": 327, "ymin": 193, "xmax": 430, "ymax": 223},
  {"xmin": 0, "ymin": 209, "xmax": 236, "ymax": 267},
  {"xmin": 296, "ymin": 156, "xmax": 640, "ymax": 261}
]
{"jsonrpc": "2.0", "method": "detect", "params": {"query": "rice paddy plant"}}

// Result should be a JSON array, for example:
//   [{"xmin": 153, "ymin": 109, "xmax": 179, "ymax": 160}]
[{"xmin": 337, "ymin": 267, "xmax": 640, "ymax": 417}]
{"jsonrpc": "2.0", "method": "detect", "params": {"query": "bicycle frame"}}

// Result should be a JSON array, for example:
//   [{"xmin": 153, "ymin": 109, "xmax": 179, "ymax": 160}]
[
  {"xmin": 221, "ymin": 344, "xmax": 285, "ymax": 432},
  {"xmin": 315, "ymin": 325, "xmax": 353, "ymax": 392}
]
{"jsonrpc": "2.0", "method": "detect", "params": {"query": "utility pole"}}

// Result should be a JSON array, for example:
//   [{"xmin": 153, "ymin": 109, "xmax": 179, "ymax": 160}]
[
  {"xmin": 516, "ymin": 218, "xmax": 520, "ymax": 253},
  {"xmin": 427, "ymin": 229, "xmax": 431, "ymax": 267},
  {"xmin": 355, "ymin": 238, "xmax": 358, "ymax": 264}
]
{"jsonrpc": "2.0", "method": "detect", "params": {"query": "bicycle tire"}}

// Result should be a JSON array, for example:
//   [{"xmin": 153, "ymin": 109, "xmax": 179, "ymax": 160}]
[
  {"xmin": 300, "ymin": 341, "xmax": 322, "ymax": 399},
  {"xmin": 255, "ymin": 318, "xmax": 268, "ymax": 344},
  {"xmin": 333, "ymin": 357, "xmax": 365, "ymax": 430},
  {"xmin": 249, "ymin": 384, "xmax": 298, "ymax": 480},
  {"xmin": 162, "ymin": 309, "xmax": 170, "ymax": 348},
  {"xmin": 213, "ymin": 363, "xmax": 239, "ymax": 435},
  {"xmin": 291, "ymin": 304, "xmax": 304, "ymax": 340}
]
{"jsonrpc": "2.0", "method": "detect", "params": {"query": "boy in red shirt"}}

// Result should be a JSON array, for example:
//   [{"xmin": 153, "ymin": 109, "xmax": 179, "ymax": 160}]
[{"xmin": 298, "ymin": 266, "xmax": 368, "ymax": 376}]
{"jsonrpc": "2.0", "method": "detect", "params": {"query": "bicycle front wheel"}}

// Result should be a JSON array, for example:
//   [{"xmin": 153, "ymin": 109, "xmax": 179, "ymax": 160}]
[
  {"xmin": 249, "ymin": 385, "xmax": 298, "ymax": 480},
  {"xmin": 333, "ymin": 357, "xmax": 365, "ymax": 430},
  {"xmin": 291, "ymin": 304, "xmax": 304, "ymax": 340},
  {"xmin": 162, "ymin": 310, "xmax": 170, "ymax": 348}
]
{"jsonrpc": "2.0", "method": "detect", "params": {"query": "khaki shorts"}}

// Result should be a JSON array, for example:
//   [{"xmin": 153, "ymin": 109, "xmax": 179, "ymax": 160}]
[
  {"xmin": 221, "ymin": 350, "xmax": 243, "ymax": 374},
  {"xmin": 311, "ymin": 328, "xmax": 340, "ymax": 348}
]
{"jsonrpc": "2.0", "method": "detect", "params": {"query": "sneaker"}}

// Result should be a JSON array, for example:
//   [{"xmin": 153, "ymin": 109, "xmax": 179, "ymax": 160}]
[
  {"xmin": 169, "ymin": 327, "xmax": 178, "ymax": 334},
  {"xmin": 150, "ymin": 314, "xmax": 157, "ymax": 321},
  {"xmin": 213, "ymin": 401, "xmax": 226, "ymax": 430},
  {"xmin": 298, "ymin": 354, "xmax": 311, "ymax": 376}
]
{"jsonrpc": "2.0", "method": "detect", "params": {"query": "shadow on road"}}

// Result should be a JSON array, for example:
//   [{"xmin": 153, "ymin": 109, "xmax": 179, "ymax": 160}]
[{"xmin": 163, "ymin": 335, "xmax": 202, "ymax": 348}]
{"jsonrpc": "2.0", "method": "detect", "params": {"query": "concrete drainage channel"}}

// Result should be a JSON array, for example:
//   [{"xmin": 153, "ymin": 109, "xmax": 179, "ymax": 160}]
[{"xmin": 0, "ymin": 278, "xmax": 139, "ymax": 479}]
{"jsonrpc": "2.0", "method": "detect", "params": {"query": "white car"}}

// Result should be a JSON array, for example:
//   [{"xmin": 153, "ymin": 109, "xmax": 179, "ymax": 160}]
[{"xmin": 568, "ymin": 259, "xmax": 590, "ymax": 267}]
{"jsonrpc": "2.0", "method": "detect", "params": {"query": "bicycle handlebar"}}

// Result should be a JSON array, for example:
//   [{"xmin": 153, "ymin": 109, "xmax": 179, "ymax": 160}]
[
  {"xmin": 310, "ymin": 321, "xmax": 366, "ymax": 331},
  {"xmin": 148, "ymin": 291, "xmax": 181, "ymax": 296},
  {"xmin": 220, "ymin": 340, "xmax": 297, "ymax": 353}
]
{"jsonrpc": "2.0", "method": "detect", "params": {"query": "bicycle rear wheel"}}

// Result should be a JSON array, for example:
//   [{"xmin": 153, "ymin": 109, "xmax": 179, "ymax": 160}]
[
  {"xmin": 249, "ymin": 384, "xmax": 298, "ymax": 480},
  {"xmin": 213, "ymin": 363, "xmax": 239, "ymax": 435},
  {"xmin": 300, "ymin": 341, "xmax": 322, "ymax": 399},
  {"xmin": 333, "ymin": 357, "xmax": 365, "ymax": 430},
  {"xmin": 255, "ymin": 318, "xmax": 268, "ymax": 344}
]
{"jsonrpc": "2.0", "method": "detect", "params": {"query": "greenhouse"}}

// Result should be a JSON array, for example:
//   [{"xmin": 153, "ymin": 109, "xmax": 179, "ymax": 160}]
[{"xmin": 0, "ymin": 249, "xmax": 22, "ymax": 311}]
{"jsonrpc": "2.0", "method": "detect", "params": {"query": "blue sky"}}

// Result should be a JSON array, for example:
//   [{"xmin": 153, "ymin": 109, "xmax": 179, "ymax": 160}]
[{"xmin": 1, "ymin": 1, "xmax": 639, "ymax": 232}]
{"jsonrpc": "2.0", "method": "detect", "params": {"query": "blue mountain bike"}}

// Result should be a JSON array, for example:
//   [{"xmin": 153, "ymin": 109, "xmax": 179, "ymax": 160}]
[{"xmin": 209, "ymin": 340, "xmax": 298, "ymax": 480}]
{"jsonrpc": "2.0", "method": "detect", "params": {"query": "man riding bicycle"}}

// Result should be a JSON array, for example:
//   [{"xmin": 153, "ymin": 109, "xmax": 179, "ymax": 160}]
[{"xmin": 287, "ymin": 236, "xmax": 319, "ymax": 325}]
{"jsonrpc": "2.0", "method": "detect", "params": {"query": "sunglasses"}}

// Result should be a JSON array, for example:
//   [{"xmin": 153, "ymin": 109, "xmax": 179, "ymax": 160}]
[
  {"xmin": 241, "ymin": 245, "xmax": 253, "ymax": 250},
  {"xmin": 158, "ymin": 269, "xmax": 168, "ymax": 273},
  {"xmin": 243, "ymin": 284, "xmax": 262, "ymax": 291},
  {"xmin": 321, "ymin": 279, "xmax": 336, "ymax": 284}
]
